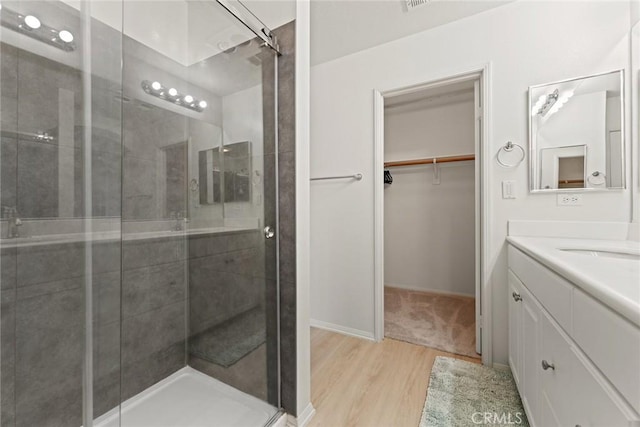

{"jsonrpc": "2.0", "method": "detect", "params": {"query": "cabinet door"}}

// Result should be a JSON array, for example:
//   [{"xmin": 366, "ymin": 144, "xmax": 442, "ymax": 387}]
[
  {"xmin": 571, "ymin": 348, "xmax": 636, "ymax": 427},
  {"xmin": 521, "ymin": 285, "xmax": 541, "ymax": 426},
  {"xmin": 539, "ymin": 310, "xmax": 574, "ymax": 427},
  {"xmin": 508, "ymin": 270, "xmax": 523, "ymax": 387},
  {"xmin": 539, "ymin": 295, "xmax": 636, "ymax": 427}
]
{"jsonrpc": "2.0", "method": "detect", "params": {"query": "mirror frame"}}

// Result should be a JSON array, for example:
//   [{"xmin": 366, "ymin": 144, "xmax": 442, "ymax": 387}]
[{"xmin": 528, "ymin": 69, "xmax": 626, "ymax": 193}]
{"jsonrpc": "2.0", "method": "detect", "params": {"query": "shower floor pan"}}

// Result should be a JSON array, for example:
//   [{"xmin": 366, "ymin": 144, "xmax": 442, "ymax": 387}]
[{"xmin": 93, "ymin": 367, "xmax": 278, "ymax": 427}]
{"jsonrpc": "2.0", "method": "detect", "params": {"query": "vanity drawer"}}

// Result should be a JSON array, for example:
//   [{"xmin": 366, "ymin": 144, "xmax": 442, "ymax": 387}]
[
  {"xmin": 573, "ymin": 288, "xmax": 640, "ymax": 414},
  {"xmin": 508, "ymin": 246, "xmax": 572, "ymax": 333}
]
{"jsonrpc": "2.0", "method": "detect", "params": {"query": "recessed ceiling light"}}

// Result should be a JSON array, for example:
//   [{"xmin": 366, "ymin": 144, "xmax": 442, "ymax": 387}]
[
  {"xmin": 198, "ymin": 100, "xmax": 207, "ymax": 109},
  {"xmin": 168, "ymin": 88, "xmax": 178, "ymax": 97},
  {"xmin": 184, "ymin": 95, "xmax": 194, "ymax": 104},
  {"xmin": 151, "ymin": 81, "xmax": 162, "ymax": 91}
]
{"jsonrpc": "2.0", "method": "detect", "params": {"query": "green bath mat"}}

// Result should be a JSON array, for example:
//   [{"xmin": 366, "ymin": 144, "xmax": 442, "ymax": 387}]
[{"xmin": 421, "ymin": 356, "xmax": 529, "ymax": 427}]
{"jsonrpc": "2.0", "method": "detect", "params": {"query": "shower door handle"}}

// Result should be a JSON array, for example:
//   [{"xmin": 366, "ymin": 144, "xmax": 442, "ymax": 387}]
[{"xmin": 264, "ymin": 226, "xmax": 275, "ymax": 239}]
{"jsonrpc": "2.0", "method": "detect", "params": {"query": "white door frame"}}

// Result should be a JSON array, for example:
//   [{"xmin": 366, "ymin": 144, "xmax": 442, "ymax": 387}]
[{"xmin": 373, "ymin": 64, "xmax": 493, "ymax": 366}]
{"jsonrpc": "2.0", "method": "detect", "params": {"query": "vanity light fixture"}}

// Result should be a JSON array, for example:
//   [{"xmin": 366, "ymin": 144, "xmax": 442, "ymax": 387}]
[
  {"xmin": 0, "ymin": 5, "xmax": 76, "ymax": 51},
  {"xmin": 141, "ymin": 80, "xmax": 207, "ymax": 112},
  {"xmin": 545, "ymin": 90, "xmax": 573, "ymax": 117},
  {"xmin": 531, "ymin": 94, "xmax": 547, "ymax": 116},
  {"xmin": 24, "ymin": 14, "xmax": 41, "ymax": 29},
  {"xmin": 58, "ymin": 29, "xmax": 74, "ymax": 43},
  {"xmin": 537, "ymin": 89, "xmax": 559, "ymax": 116},
  {"xmin": 535, "ymin": 89, "xmax": 573, "ymax": 118}
]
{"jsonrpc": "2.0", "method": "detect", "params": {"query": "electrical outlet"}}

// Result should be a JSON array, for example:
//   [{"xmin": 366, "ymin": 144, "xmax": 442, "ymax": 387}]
[{"xmin": 557, "ymin": 193, "xmax": 582, "ymax": 206}]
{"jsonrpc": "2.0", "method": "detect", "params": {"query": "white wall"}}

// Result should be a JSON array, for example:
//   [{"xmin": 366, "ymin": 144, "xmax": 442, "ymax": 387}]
[
  {"xmin": 310, "ymin": 1, "xmax": 632, "ymax": 363},
  {"xmin": 384, "ymin": 99, "xmax": 475, "ymax": 296},
  {"xmin": 632, "ymin": 12, "xmax": 640, "ymax": 230}
]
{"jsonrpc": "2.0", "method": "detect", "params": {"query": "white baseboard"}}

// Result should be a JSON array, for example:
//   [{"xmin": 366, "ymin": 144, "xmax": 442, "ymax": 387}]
[
  {"xmin": 310, "ymin": 319, "xmax": 375, "ymax": 341},
  {"xmin": 385, "ymin": 284, "xmax": 475, "ymax": 298},
  {"xmin": 287, "ymin": 403, "xmax": 316, "ymax": 427},
  {"xmin": 492, "ymin": 362, "xmax": 510, "ymax": 371}
]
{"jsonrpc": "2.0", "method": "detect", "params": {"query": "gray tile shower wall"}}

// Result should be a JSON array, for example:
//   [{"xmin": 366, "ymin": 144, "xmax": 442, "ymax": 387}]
[
  {"xmin": 187, "ymin": 229, "xmax": 268, "ymax": 401},
  {"xmin": 188, "ymin": 230, "xmax": 263, "ymax": 336},
  {"xmin": 0, "ymin": 241, "xmax": 116, "ymax": 426},
  {"xmin": 0, "ymin": 229, "xmax": 270, "ymax": 425},
  {"xmin": 120, "ymin": 236, "xmax": 188, "ymax": 401},
  {"xmin": 0, "ymin": 4, "xmax": 125, "ymax": 423},
  {"xmin": 121, "ymin": 36, "xmax": 224, "ymax": 222},
  {"xmin": 0, "ymin": 235, "xmax": 190, "ymax": 425},
  {"xmin": 0, "ymin": 2, "xmax": 123, "ymax": 222},
  {"xmin": 0, "ymin": 27, "xmax": 217, "ymax": 223},
  {"xmin": 121, "ymin": 99, "xmax": 189, "ymax": 221}
]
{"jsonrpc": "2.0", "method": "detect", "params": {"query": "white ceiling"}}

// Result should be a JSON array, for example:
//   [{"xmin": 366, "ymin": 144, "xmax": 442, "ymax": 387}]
[
  {"xmin": 310, "ymin": 0, "xmax": 514, "ymax": 66},
  {"xmin": 61, "ymin": 0, "xmax": 294, "ymax": 67},
  {"xmin": 60, "ymin": 0, "xmax": 294, "ymax": 97}
]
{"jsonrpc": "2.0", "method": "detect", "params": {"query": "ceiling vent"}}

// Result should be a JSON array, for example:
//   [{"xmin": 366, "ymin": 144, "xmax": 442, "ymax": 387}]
[{"xmin": 405, "ymin": 0, "xmax": 430, "ymax": 11}]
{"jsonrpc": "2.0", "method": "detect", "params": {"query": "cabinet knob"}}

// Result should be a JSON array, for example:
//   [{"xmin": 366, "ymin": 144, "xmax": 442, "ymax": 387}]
[
  {"xmin": 512, "ymin": 292, "xmax": 522, "ymax": 302},
  {"xmin": 541, "ymin": 360, "xmax": 555, "ymax": 370}
]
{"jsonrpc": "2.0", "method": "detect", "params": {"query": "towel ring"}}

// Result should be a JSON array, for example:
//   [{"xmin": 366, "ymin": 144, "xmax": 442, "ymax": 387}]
[{"xmin": 497, "ymin": 141, "xmax": 525, "ymax": 168}]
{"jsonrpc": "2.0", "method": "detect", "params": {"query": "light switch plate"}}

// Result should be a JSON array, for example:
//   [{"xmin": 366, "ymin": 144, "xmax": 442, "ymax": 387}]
[{"xmin": 502, "ymin": 180, "xmax": 516, "ymax": 199}]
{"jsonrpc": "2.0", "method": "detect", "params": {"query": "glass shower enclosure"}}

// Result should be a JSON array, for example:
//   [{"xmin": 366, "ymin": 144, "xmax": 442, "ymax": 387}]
[{"xmin": 0, "ymin": 0, "xmax": 281, "ymax": 425}]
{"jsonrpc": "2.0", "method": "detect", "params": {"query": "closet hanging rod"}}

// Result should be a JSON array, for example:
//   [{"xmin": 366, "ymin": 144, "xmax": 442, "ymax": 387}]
[{"xmin": 384, "ymin": 154, "xmax": 475, "ymax": 168}]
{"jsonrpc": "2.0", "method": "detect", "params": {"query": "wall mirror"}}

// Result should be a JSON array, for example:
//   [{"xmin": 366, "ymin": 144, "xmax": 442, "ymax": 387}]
[
  {"xmin": 529, "ymin": 70, "xmax": 624, "ymax": 192},
  {"xmin": 198, "ymin": 141, "xmax": 252, "ymax": 205}
]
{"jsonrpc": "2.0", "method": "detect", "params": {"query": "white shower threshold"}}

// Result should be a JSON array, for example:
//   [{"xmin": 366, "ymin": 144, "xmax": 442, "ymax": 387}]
[{"xmin": 92, "ymin": 367, "xmax": 280, "ymax": 427}]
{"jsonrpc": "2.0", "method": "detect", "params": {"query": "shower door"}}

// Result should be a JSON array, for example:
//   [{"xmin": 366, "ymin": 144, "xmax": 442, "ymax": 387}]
[
  {"xmin": 119, "ymin": 0, "xmax": 281, "ymax": 422},
  {"xmin": 0, "ymin": 1, "xmax": 125, "ymax": 425},
  {"xmin": 1, "ymin": 0, "xmax": 280, "ymax": 425}
]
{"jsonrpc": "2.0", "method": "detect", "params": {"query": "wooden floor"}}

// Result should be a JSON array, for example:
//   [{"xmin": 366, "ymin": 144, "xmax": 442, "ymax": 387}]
[{"xmin": 308, "ymin": 328, "xmax": 480, "ymax": 427}]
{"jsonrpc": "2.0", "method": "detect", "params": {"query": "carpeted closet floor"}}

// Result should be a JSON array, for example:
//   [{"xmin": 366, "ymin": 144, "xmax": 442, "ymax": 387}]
[{"xmin": 384, "ymin": 286, "xmax": 480, "ymax": 358}]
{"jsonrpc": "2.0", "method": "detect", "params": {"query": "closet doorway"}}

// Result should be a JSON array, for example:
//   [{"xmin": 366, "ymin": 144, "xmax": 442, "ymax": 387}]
[{"xmin": 373, "ymin": 69, "xmax": 490, "ymax": 364}]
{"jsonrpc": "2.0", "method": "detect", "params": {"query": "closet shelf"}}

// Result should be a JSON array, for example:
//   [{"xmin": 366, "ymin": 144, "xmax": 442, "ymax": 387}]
[{"xmin": 384, "ymin": 154, "xmax": 475, "ymax": 168}]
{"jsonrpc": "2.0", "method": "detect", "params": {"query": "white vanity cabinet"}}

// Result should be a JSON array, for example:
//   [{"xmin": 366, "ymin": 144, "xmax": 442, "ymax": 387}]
[{"xmin": 508, "ymin": 245, "xmax": 640, "ymax": 427}]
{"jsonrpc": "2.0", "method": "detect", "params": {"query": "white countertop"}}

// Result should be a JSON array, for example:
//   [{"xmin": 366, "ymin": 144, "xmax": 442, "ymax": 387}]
[{"xmin": 507, "ymin": 236, "xmax": 640, "ymax": 327}]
